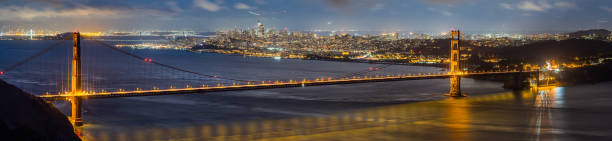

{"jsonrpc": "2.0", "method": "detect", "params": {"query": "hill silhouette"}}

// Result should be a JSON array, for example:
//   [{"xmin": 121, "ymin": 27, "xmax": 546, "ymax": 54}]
[
  {"xmin": 569, "ymin": 29, "xmax": 611, "ymax": 40},
  {"xmin": 474, "ymin": 39, "xmax": 612, "ymax": 65},
  {"xmin": 0, "ymin": 79, "xmax": 81, "ymax": 141}
]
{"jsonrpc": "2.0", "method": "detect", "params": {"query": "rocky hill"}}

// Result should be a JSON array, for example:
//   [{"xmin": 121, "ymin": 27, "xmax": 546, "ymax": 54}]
[{"xmin": 0, "ymin": 79, "xmax": 81, "ymax": 141}]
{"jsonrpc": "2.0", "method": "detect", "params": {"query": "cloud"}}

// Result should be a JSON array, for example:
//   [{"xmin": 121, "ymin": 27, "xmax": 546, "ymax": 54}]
[
  {"xmin": 247, "ymin": 11, "xmax": 261, "ymax": 16},
  {"xmin": 499, "ymin": 3, "xmax": 513, "ymax": 10},
  {"xmin": 253, "ymin": 0, "xmax": 266, "ymax": 5},
  {"xmin": 428, "ymin": 7, "xmax": 452, "ymax": 16},
  {"xmin": 518, "ymin": 1, "xmax": 548, "ymax": 11},
  {"xmin": 234, "ymin": 2, "xmax": 252, "ymax": 10},
  {"xmin": 324, "ymin": 0, "xmax": 386, "ymax": 13},
  {"xmin": 602, "ymin": 6, "xmax": 612, "ymax": 12},
  {"xmin": 441, "ymin": 10, "xmax": 452, "ymax": 16},
  {"xmin": 327, "ymin": 0, "xmax": 350, "ymax": 8},
  {"xmin": 539, "ymin": 1, "xmax": 553, "ymax": 9},
  {"xmin": 502, "ymin": 1, "xmax": 576, "ymax": 12},
  {"xmin": 370, "ymin": 3, "xmax": 384, "ymax": 11},
  {"xmin": 423, "ymin": 0, "xmax": 472, "ymax": 4},
  {"xmin": 0, "ymin": 6, "xmax": 127, "ymax": 20},
  {"xmin": 166, "ymin": 1, "xmax": 183, "ymax": 12},
  {"xmin": 194, "ymin": 0, "xmax": 221, "ymax": 12},
  {"xmin": 554, "ymin": 1, "xmax": 575, "ymax": 9}
]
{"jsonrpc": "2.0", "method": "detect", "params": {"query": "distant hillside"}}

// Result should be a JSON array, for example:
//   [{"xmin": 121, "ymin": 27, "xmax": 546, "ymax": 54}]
[
  {"xmin": 384, "ymin": 39, "xmax": 473, "ymax": 57},
  {"xmin": 560, "ymin": 60, "xmax": 612, "ymax": 85},
  {"xmin": 0, "ymin": 79, "xmax": 81, "ymax": 141},
  {"xmin": 569, "ymin": 29, "xmax": 611, "ymax": 40},
  {"xmin": 475, "ymin": 39, "xmax": 612, "ymax": 64}
]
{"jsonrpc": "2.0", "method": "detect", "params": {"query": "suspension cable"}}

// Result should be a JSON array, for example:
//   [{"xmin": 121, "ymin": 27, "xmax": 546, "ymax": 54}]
[
  {"xmin": 88, "ymin": 38, "xmax": 256, "ymax": 83},
  {"xmin": 334, "ymin": 64, "xmax": 393, "ymax": 79},
  {"xmin": 1, "ymin": 39, "xmax": 68, "ymax": 73}
]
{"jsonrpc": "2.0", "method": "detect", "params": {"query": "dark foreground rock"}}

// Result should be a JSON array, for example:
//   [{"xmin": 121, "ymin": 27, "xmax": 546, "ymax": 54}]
[{"xmin": 0, "ymin": 79, "xmax": 81, "ymax": 141}]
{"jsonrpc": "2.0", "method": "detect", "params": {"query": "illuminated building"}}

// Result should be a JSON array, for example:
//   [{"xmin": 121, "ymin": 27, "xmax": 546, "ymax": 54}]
[{"xmin": 257, "ymin": 20, "xmax": 265, "ymax": 38}]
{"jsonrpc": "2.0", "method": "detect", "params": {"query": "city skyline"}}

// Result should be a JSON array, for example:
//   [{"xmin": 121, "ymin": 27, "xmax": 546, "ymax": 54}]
[
  {"xmin": 0, "ymin": 0, "xmax": 610, "ymax": 33},
  {"xmin": 2, "ymin": 1, "xmax": 612, "ymax": 141}
]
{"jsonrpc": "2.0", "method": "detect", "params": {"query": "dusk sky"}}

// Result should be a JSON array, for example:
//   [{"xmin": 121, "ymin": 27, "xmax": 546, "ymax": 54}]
[{"xmin": 1, "ymin": 0, "xmax": 611, "ymax": 33}]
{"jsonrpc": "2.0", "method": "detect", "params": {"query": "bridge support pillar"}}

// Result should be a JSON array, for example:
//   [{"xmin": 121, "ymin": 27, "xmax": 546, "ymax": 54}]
[
  {"xmin": 70, "ymin": 32, "xmax": 83, "ymax": 127},
  {"xmin": 448, "ymin": 76, "xmax": 464, "ymax": 97},
  {"xmin": 447, "ymin": 30, "xmax": 465, "ymax": 97},
  {"xmin": 70, "ymin": 96, "xmax": 83, "ymax": 126}
]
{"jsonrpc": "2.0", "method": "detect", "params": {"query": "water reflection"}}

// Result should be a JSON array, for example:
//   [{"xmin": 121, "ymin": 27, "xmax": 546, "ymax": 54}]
[
  {"xmin": 532, "ymin": 87, "xmax": 564, "ymax": 141},
  {"xmin": 444, "ymin": 97, "xmax": 471, "ymax": 141},
  {"xmin": 80, "ymin": 87, "xmax": 566, "ymax": 141}
]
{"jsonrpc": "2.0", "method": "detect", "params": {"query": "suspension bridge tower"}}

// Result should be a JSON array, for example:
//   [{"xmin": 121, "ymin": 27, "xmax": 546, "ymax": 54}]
[
  {"xmin": 448, "ymin": 30, "xmax": 465, "ymax": 97},
  {"xmin": 71, "ymin": 32, "xmax": 83, "ymax": 126}
]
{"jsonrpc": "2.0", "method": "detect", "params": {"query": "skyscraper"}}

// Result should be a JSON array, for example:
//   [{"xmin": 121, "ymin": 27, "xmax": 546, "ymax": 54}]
[{"xmin": 257, "ymin": 20, "xmax": 265, "ymax": 38}]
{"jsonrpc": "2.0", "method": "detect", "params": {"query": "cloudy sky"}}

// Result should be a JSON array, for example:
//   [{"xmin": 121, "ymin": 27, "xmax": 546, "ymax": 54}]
[{"xmin": 0, "ymin": 0, "xmax": 611, "ymax": 33}]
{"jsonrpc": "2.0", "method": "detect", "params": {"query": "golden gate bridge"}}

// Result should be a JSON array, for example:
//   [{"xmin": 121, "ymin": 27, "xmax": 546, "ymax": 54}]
[{"xmin": 0, "ymin": 31, "xmax": 541, "ymax": 127}]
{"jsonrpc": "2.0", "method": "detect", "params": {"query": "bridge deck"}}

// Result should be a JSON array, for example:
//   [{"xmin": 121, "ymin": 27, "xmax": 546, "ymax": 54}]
[{"xmin": 39, "ymin": 71, "xmax": 536, "ymax": 101}]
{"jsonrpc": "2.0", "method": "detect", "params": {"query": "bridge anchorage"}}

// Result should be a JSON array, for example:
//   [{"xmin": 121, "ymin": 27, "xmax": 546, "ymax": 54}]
[{"xmin": 37, "ymin": 30, "xmax": 542, "ymax": 127}]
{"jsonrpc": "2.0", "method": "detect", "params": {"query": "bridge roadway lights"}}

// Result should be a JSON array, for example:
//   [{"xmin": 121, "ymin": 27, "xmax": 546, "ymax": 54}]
[{"xmin": 37, "ymin": 30, "xmax": 540, "ymax": 128}]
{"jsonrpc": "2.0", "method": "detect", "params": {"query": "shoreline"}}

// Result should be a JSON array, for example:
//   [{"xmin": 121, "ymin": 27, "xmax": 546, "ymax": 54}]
[
  {"xmin": 189, "ymin": 50, "xmax": 612, "ymax": 87},
  {"xmin": 188, "ymin": 49, "xmax": 448, "ymax": 69}
]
